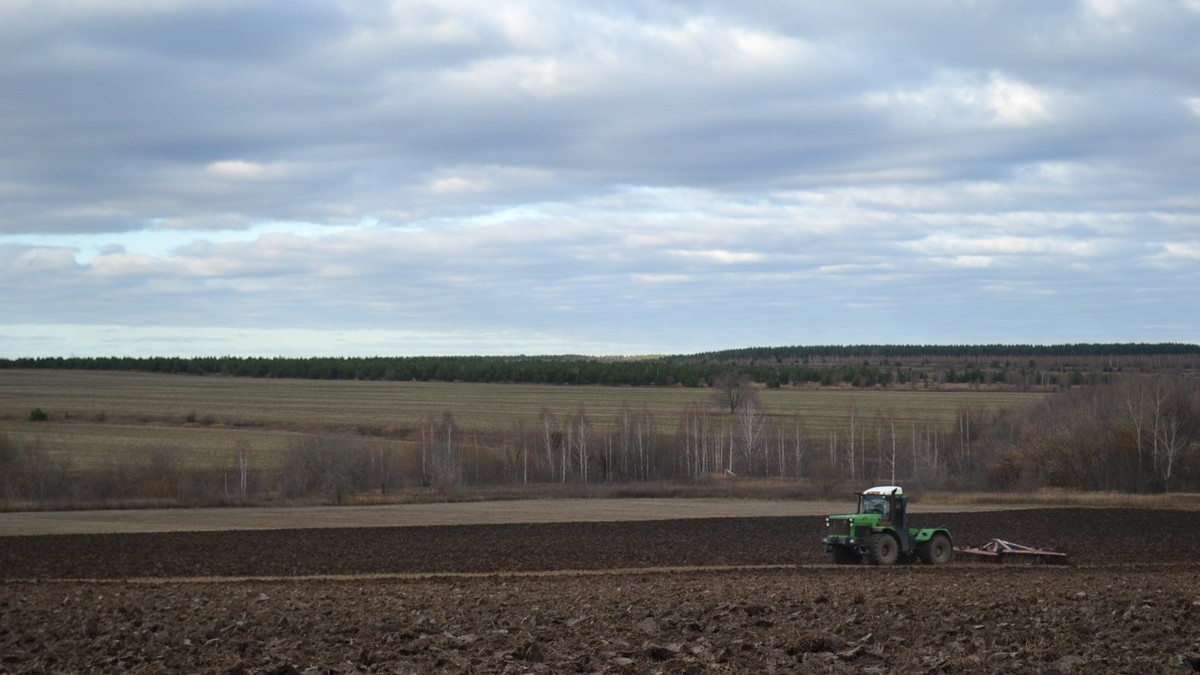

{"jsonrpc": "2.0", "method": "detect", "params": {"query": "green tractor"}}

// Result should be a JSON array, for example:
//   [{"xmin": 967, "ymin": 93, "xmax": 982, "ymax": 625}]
[{"xmin": 822, "ymin": 485, "xmax": 953, "ymax": 565}]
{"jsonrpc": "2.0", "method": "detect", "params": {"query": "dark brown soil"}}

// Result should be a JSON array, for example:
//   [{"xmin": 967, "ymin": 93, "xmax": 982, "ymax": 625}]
[
  {"xmin": 3, "ymin": 508, "xmax": 1200, "ymax": 673},
  {"xmin": 3, "ymin": 508, "xmax": 1195, "ymax": 579}
]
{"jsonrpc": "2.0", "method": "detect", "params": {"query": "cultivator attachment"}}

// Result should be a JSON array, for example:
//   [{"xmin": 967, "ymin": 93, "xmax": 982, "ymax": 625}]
[{"xmin": 954, "ymin": 539, "xmax": 1068, "ymax": 565}]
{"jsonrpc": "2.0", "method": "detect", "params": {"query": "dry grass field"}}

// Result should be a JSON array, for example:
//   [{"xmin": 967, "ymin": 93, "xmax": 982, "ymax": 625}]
[
  {"xmin": 1, "ymin": 369, "xmax": 1043, "ymax": 429},
  {"xmin": 0, "ymin": 369, "xmax": 1044, "ymax": 474}
]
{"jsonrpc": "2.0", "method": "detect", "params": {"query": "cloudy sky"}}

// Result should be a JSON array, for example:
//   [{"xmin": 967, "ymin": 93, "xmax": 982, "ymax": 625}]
[{"xmin": 2, "ymin": 1, "xmax": 1198, "ymax": 357}]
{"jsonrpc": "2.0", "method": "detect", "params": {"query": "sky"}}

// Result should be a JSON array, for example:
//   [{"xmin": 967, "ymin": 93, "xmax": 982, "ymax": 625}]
[{"xmin": 1, "ymin": 0, "xmax": 1198, "ymax": 357}]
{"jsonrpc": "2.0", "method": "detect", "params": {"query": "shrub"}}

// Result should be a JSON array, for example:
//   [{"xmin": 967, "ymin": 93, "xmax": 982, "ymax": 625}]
[{"xmin": 29, "ymin": 408, "xmax": 48, "ymax": 422}]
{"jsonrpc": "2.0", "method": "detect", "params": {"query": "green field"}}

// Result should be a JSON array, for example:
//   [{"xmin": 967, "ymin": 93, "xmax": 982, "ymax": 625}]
[{"xmin": 1, "ymin": 370, "xmax": 1045, "ymax": 472}]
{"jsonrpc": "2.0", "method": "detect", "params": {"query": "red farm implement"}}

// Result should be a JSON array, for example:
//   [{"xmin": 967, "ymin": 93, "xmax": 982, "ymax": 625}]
[{"xmin": 954, "ymin": 538, "xmax": 1068, "ymax": 564}]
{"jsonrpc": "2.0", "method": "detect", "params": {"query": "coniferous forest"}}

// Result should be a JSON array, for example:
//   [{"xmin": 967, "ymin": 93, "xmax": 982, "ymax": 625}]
[{"xmin": 4, "ymin": 343, "xmax": 1197, "ymax": 389}]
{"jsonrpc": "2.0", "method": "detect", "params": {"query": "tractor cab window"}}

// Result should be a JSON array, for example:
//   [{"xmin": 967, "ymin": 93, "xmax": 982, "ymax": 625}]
[{"xmin": 860, "ymin": 495, "xmax": 890, "ymax": 518}]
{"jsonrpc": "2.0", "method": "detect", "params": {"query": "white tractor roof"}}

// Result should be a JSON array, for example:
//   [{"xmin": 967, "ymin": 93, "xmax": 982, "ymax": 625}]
[{"xmin": 862, "ymin": 485, "xmax": 904, "ymax": 496}]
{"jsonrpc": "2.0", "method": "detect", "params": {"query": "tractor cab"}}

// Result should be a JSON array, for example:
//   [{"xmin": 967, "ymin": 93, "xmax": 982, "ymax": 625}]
[{"xmin": 858, "ymin": 486, "xmax": 906, "ymax": 529}]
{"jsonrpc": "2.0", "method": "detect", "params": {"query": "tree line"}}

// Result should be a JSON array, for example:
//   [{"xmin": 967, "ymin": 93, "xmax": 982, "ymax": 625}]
[
  {"xmin": 4, "ymin": 373, "xmax": 1197, "ymax": 508},
  {"xmin": 4, "ymin": 342, "xmax": 1196, "ymax": 389}
]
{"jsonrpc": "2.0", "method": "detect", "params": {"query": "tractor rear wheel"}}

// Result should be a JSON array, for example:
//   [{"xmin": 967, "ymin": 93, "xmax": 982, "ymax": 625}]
[
  {"xmin": 832, "ymin": 546, "xmax": 861, "ymax": 565},
  {"xmin": 918, "ymin": 533, "xmax": 953, "ymax": 565},
  {"xmin": 866, "ymin": 532, "xmax": 899, "ymax": 565}
]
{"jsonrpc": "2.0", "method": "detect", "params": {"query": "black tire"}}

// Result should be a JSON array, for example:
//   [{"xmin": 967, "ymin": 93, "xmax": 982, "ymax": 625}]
[
  {"xmin": 832, "ymin": 546, "xmax": 861, "ymax": 565},
  {"xmin": 918, "ymin": 533, "xmax": 953, "ymax": 565},
  {"xmin": 866, "ymin": 532, "xmax": 900, "ymax": 566}
]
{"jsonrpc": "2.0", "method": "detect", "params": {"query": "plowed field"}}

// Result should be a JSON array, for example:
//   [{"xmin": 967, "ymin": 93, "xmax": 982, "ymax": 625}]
[{"xmin": 4, "ymin": 508, "xmax": 1200, "ymax": 673}]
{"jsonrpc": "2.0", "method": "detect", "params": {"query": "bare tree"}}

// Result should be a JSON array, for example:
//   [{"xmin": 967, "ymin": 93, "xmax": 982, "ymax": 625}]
[
  {"xmin": 561, "ymin": 418, "xmax": 571, "ymax": 483},
  {"xmin": 736, "ymin": 399, "xmax": 768, "ymax": 476},
  {"xmin": 636, "ymin": 408, "xmax": 656, "ymax": 480},
  {"xmin": 825, "ymin": 427, "xmax": 838, "ymax": 482},
  {"xmin": 370, "ymin": 439, "xmax": 397, "ymax": 494},
  {"xmin": 425, "ymin": 412, "xmax": 463, "ymax": 494},
  {"xmin": 1121, "ymin": 377, "xmax": 1150, "ymax": 492},
  {"xmin": 679, "ymin": 402, "xmax": 716, "ymax": 479},
  {"xmin": 888, "ymin": 420, "xmax": 898, "ymax": 485},
  {"xmin": 0, "ymin": 434, "xmax": 70, "ymax": 504},
  {"xmin": 601, "ymin": 428, "xmax": 613, "ymax": 482},
  {"xmin": 538, "ymin": 408, "xmax": 558, "ymax": 482},
  {"xmin": 236, "ymin": 441, "xmax": 251, "ymax": 498},
  {"xmin": 712, "ymin": 370, "xmax": 758, "ymax": 414},
  {"xmin": 568, "ymin": 405, "xmax": 593, "ymax": 482},
  {"xmin": 284, "ymin": 433, "xmax": 373, "ymax": 504},
  {"xmin": 615, "ymin": 403, "xmax": 635, "ymax": 480},
  {"xmin": 846, "ymin": 400, "xmax": 858, "ymax": 481},
  {"xmin": 509, "ymin": 418, "xmax": 530, "ymax": 484},
  {"xmin": 789, "ymin": 413, "xmax": 809, "ymax": 479},
  {"xmin": 139, "ymin": 447, "xmax": 185, "ymax": 501},
  {"xmin": 1152, "ymin": 379, "xmax": 1198, "ymax": 492}
]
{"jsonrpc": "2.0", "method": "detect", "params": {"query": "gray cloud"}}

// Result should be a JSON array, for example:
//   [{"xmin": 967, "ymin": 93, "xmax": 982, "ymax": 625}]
[{"xmin": 1, "ymin": 1, "xmax": 1197, "ymax": 355}]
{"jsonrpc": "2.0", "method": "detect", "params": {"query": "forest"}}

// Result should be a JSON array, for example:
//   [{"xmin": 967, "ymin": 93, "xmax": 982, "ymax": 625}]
[{"xmin": 3, "ymin": 342, "xmax": 1198, "ymax": 389}]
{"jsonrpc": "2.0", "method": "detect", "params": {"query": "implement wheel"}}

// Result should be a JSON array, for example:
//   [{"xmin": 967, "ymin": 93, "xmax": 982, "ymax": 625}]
[
  {"xmin": 918, "ymin": 533, "xmax": 953, "ymax": 565},
  {"xmin": 832, "ymin": 546, "xmax": 861, "ymax": 565},
  {"xmin": 867, "ymin": 532, "xmax": 899, "ymax": 566}
]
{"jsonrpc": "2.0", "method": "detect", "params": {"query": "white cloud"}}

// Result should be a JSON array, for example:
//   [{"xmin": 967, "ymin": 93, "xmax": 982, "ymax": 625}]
[
  {"xmin": 632, "ymin": 273, "xmax": 692, "ymax": 284},
  {"xmin": 1153, "ymin": 242, "xmax": 1200, "ymax": 263},
  {"xmin": 205, "ymin": 160, "xmax": 291, "ymax": 181},
  {"xmin": 6, "ymin": 246, "xmax": 78, "ymax": 273},
  {"xmin": 438, "ymin": 55, "xmax": 576, "ymax": 99},
  {"xmin": 0, "ymin": 323, "xmax": 638, "ymax": 358},
  {"xmin": 946, "ymin": 255, "xmax": 993, "ymax": 268},
  {"xmin": 865, "ymin": 71, "xmax": 1058, "ymax": 128},
  {"xmin": 670, "ymin": 249, "xmax": 767, "ymax": 265},
  {"xmin": 906, "ymin": 233, "xmax": 1110, "ymax": 258},
  {"xmin": 1082, "ymin": 0, "xmax": 1141, "ymax": 30},
  {"xmin": 650, "ymin": 19, "xmax": 810, "ymax": 74},
  {"xmin": 427, "ymin": 175, "xmax": 486, "ymax": 194},
  {"xmin": 421, "ymin": 165, "xmax": 555, "ymax": 196}
]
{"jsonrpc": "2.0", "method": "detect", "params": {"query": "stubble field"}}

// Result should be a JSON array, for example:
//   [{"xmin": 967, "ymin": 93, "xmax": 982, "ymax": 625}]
[{"xmin": 4, "ymin": 505, "xmax": 1200, "ymax": 673}]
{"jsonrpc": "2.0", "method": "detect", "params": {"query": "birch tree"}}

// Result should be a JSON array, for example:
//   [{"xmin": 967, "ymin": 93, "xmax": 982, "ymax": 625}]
[
  {"xmin": 538, "ymin": 408, "xmax": 558, "ymax": 483},
  {"xmin": 680, "ymin": 402, "xmax": 716, "ymax": 479},
  {"xmin": 736, "ymin": 399, "xmax": 768, "ymax": 476},
  {"xmin": 1153, "ymin": 379, "xmax": 1198, "ymax": 492},
  {"xmin": 424, "ymin": 412, "xmax": 462, "ymax": 494},
  {"xmin": 568, "ymin": 405, "xmax": 593, "ymax": 482},
  {"xmin": 1121, "ymin": 377, "xmax": 1150, "ymax": 492},
  {"xmin": 615, "ymin": 403, "xmax": 635, "ymax": 480},
  {"xmin": 789, "ymin": 413, "xmax": 808, "ymax": 479},
  {"xmin": 635, "ymin": 408, "xmax": 656, "ymax": 480}
]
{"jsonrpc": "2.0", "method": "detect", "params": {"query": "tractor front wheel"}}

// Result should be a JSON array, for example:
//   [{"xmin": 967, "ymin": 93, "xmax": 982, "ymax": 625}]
[
  {"xmin": 918, "ymin": 533, "xmax": 953, "ymax": 565},
  {"xmin": 867, "ymin": 532, "xmax": 900, "ymax": 565}
]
